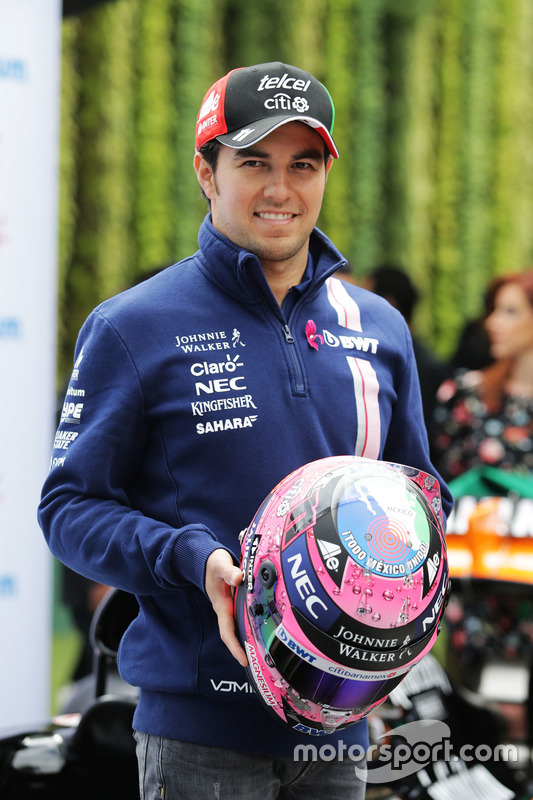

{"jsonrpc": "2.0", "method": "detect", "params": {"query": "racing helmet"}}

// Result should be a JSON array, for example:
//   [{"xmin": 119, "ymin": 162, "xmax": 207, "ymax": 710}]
[{"xmin": 234, "ymin": 456, "xmax": 449, "ymax": 735}]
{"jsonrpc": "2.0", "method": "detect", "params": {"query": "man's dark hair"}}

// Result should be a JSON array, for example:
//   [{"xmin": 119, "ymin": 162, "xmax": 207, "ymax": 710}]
[
  {"xmin": 197, "ymin": 140, "xmax": 221, "ymax": 207},
  {"xmin": 199, "ymin": 139, "xmax": 222, "ymax": 172}
]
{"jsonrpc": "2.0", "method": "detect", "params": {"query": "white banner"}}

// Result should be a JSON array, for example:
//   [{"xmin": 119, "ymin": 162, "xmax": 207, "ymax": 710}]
[{"xmin": 0, "ymin": 0, "xmax": 62, "ymax": 731}]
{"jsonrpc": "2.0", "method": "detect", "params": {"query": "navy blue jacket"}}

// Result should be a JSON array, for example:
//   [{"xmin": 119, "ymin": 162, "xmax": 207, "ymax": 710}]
[{"xmin": 39, "ymin": 215, "xmax": 452, "ymax": 755}]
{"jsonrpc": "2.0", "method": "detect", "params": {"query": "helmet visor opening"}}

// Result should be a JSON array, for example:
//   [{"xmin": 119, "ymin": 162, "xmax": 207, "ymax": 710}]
[{"xmin": 269, "ymin": 635, "xmax": 405, "ymax": 711}]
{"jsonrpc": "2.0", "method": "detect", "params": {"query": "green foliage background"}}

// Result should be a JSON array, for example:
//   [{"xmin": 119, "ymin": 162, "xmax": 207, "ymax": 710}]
[{"xmin": 58, "ymin": 0, "xmax": 533, "ymax": 380}]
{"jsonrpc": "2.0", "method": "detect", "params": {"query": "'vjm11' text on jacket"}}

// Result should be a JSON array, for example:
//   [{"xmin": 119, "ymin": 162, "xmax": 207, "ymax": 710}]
[{"xmin": 39, "ymin": 215, "xmax": 452, "ymax": 755}]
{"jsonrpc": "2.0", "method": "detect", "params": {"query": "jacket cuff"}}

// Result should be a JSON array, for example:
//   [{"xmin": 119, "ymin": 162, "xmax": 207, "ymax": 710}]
[{"xmin": 155, "ymin": 524, "xmax": 233, "ymax": 592}]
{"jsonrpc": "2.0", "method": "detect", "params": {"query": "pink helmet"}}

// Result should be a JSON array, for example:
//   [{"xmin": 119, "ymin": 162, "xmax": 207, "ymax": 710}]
[{"xmin": 234, "ymin": 456, "xmax": 449, "ymax": 735}]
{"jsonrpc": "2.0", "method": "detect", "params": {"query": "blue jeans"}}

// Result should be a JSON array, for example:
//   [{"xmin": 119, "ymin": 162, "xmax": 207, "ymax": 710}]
[{"xmin": 134, "ymin": 732, "xmax": 367, "ymax": 800}]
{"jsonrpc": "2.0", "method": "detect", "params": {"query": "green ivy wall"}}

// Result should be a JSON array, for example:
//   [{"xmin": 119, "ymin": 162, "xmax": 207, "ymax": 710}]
[{"xmin": 57, "ymin": 0, "xmax": 533, "ymax": 379}]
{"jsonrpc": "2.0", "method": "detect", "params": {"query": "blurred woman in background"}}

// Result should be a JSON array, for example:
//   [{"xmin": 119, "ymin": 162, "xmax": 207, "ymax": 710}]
[{"xmin": 431, "ymin": 268, "xmax": 533, "ymax": 482}]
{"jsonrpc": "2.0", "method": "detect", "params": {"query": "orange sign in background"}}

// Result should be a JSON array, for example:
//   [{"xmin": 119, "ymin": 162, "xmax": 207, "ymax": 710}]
[{"xmin": 446, "ymin": 496, "xmax": 533, "ymax": 583}]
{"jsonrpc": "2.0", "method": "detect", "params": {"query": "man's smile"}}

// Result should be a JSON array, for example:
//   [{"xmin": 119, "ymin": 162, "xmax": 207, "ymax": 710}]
[{"xmin": 255, "ymin": 212, "xmax": 297, "ymax": 221}]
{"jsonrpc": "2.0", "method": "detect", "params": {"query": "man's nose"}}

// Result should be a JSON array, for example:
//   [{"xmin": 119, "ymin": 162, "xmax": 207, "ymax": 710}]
[{"xmin": 263, "ymin": 170, "xmax": 291, "ymax": 201}]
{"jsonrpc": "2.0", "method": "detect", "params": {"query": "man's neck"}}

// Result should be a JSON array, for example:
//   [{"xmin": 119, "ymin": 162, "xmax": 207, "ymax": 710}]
[{"xmin": 260, "ymin": 256, "xmax": 309, "ymax": 307}]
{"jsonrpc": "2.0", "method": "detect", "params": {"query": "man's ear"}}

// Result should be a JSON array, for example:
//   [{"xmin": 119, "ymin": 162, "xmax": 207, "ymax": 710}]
[
  {"xmin": 194, "ymin": 151, "xmax": 215, "ymax": 201},
  {"xmin": 325, "ymin": 155, "xmax": 333, "ymax": 181}
]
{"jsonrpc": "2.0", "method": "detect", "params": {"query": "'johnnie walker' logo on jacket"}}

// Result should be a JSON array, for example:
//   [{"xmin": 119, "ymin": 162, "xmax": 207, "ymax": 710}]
[{"xmin": 174, "ymin": 329, "xmax": 247, "ymax": 352}]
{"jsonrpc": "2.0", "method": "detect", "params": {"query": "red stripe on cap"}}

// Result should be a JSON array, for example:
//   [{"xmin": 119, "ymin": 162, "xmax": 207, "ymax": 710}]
[{"xmin": 195, "ymin": 70, "xmax": 236, "ymax": 150}]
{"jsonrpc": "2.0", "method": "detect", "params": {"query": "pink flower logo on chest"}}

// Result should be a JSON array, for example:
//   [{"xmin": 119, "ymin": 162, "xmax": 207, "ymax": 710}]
[{"xmin": 305, "ymin": 319, "xmax": 324, "ymax": 351}]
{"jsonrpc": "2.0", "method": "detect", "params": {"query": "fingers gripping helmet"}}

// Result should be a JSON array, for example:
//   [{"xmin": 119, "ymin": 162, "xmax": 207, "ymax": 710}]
[{"xmin": 234, "ymin": 456, "xmax": 449, "ymax": 736}]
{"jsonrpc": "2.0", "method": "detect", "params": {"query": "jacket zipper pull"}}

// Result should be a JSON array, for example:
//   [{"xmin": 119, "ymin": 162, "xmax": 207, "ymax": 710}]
[{"xmin": 282, "ymin": 324, "xmax": 295, "ymax": 344}]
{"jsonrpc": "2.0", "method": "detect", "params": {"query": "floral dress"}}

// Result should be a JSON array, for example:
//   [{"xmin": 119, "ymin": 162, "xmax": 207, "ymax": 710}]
[
  {"xmin": 430, "ymin": 369, "xmax": 533, "ymax": 483},
  {"xmin": 432, "ymin": 371, "xmax": 533, "ymax": 693}
]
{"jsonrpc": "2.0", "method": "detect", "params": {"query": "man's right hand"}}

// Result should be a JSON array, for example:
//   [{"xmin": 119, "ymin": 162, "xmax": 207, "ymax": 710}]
[{"xmin": 205, "ymin": 549, "xmax": 248, "ymax": 667}]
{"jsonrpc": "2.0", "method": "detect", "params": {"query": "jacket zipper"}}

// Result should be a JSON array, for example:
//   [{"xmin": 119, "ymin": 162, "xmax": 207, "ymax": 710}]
[{"xmin": 282, "ymin": 323, "xmax": 305, "ymax": 394}]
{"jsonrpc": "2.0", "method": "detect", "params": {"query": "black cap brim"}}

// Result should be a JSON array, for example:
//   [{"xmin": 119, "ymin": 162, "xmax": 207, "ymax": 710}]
[{"xmin": 216, "ymin": 115, "xmax": 339, "ymax": 159}]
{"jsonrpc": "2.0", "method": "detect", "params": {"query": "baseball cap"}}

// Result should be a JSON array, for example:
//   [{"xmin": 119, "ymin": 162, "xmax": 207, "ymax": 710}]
[{"xmin": 195, "ymin": 62, "xmax": 339, "ymax": 158}]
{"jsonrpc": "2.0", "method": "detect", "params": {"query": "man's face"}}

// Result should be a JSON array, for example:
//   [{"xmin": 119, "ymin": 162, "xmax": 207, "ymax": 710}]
[{"xmin": 195, "ymin": 122, "xmax": 332, "ymax": 273}]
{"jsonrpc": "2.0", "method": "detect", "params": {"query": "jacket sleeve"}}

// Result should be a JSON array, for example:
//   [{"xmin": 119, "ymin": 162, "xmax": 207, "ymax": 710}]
[
  {"xmin": 38, "ymin": 309, "xmax": 225, "ymax": 595},
  {"xmin": 382, "ymin": 322, "xmax": 454, "ymax": 524}
]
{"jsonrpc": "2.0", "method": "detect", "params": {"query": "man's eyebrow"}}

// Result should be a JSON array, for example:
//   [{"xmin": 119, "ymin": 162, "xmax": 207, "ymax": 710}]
[
  {"xmin": 232, "ymin": 146, "xmax": 324, "ymax": 161},
  {"xmin": 293, "ymin": 148, "xmax": 324, "ymax": 162},
  {"xmin": 233, "ymin": 146, "xmax": 270, "ymax": 160}
]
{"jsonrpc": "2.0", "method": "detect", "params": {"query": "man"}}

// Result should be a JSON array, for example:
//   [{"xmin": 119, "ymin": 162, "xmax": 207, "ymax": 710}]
[{"xmin": 39, "ymin": 62, "xmax": 452, "ymax": 799}]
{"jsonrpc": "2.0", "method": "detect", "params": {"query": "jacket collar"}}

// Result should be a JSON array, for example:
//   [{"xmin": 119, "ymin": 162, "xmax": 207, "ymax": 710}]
[{"xmin": 196, "ymin": 214, "xmax": 347, "ymax": 310}]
